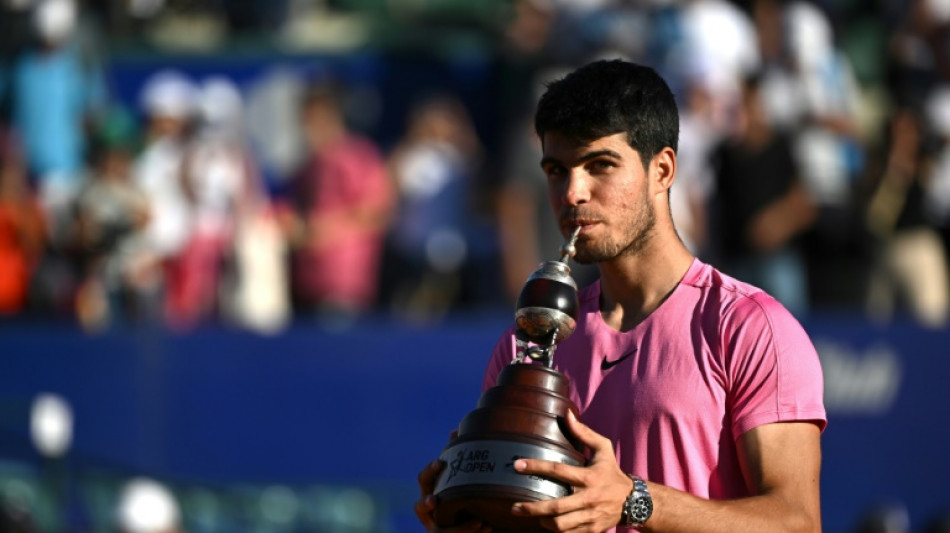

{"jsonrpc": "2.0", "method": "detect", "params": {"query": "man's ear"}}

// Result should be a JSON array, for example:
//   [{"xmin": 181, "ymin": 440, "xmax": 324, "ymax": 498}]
[{"xmin": 650, "ymin": 147, "xmax": 677, "ymax": 194}]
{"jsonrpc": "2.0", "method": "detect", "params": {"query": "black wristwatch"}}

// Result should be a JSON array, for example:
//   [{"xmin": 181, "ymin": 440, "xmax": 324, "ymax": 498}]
[{"xmin": 620, "ymin": 474, "xmax": 653, "ymax": 529}]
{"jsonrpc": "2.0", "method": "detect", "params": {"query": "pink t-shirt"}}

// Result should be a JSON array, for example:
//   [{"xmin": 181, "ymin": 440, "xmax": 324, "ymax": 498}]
[
  {"xmin": 483, "ymin": 258, "xmax": 826, "ymax": 504},
  {"xmin": 292, "ymin": 135, "xmax": 392, "ymax": 309}
]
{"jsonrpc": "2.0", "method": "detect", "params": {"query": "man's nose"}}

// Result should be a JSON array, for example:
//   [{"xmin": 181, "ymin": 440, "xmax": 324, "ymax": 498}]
[{"xmin": 563, "ymin": 171, "xmax": 591, "ymax": 206}]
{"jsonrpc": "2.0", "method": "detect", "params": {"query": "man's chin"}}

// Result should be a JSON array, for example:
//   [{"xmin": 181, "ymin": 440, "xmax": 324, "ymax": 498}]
[
  {"xmin": 574, "ymin": 244, "xmax": 625, "ymax": 265},
  {"xmin": 572, "ymin": 251, "xmax": 605, "ymax": 265}
]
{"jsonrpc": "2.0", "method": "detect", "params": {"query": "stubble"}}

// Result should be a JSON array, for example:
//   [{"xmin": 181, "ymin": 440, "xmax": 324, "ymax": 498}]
[{"xmin": 573, "ymin": 195, "xmax": 657, "ymax": 264}]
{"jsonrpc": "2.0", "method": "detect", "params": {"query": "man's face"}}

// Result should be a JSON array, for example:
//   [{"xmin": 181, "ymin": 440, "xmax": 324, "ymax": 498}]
[{"xmin": 540, "ymin": 131, "xmax": 656, "ymax": 264}]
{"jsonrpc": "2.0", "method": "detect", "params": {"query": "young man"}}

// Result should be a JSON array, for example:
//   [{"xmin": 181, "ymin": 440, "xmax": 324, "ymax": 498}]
[{"xmin": 416, "ymin": 59, "xmax": 826, "ymax": 533}]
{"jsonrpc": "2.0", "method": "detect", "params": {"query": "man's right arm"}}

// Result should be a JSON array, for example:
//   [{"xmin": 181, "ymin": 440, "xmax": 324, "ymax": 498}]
[{"xmin": 639, "ymin": 421, "xmax": 822, "ymax": 533}]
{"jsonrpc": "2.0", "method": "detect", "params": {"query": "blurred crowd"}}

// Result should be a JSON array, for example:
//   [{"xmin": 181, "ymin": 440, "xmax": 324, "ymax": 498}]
[
  {"xmin": 3, "ymin": 0, "xmax": 950, "ymax": 333},
  {"xmin": 0, "ymin": 473, "xmax": 385, "ymax": 533}
]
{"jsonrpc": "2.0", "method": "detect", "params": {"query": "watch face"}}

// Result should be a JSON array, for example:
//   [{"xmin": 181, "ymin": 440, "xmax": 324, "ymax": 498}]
[{"xmin": 631, "ymin": 496, "xmax": 653, "ymax": 522}]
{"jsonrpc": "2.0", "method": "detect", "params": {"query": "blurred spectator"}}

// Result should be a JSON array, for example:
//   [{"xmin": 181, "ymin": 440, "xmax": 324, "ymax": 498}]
[
  {"xmin": 115, "ymin": 478, "xmax": 183, "ymax": 533},
  {"xmin": 496, "ymin": 98, "xmax": 600, "ymax": 304},
  {"xmin": 0, "ymin": 494, "xmax": 37, "ymax": 533},
  {"xmin": 132, "ymin": 70, "xmax": 196, "ymax": 326},
  {"xmin": 711, "ymin": 73, "xmax": 817, "ymax": 316},
  {"xmin": 503, "ymin": 0, "xmax": 556, "ymax": 63},
  {"xmin": 72, "ymin": 107, "xmax": 155, "ymax": 330},
  {"xmin": 170, "ymin": 77, "xmax": 263, "ymax": 329},
  {"xmin": 679, "ymin": 0, "xmax": 761, "ymax": 134},
  {"xmin": 0, "ymin": 0, "xmax": 107, "ymax": 246},
  {"xmin": 281, "ymin": 81, "xmax": 393, "ymax": 323},
  {"xmin": 863, "ymin": 107, "xmax": 950, "ymax": 327},
  {"xmin": 493, "ymin": 0, "xmax": 557, "ymax": 155},
  {"xmin": 496, "ymin": 112, "xmax": 555, "ymax": 303},
  {"xmin": 784, "ymin": 0, "xmax": 871, "ymax": 310},
  {"xmin": 243, "ymin": 68, "xmax": 309, "ymax": 195},
  {"xmin": 924, "ymin": 85, "xmax": 950, "ymax": 257},
  {"xmin": 852, "ymin": 502, "xmax": 911, "ymax": 533},
  {"xmin": 493, "ymin": 3, "xmax": 603, "ymax": 304},
  {"xmin": 672, "ymin": 80, "xmax": 717, "ymax": 258},
  {"xmin": 887, "ymin": 0, "xmax": 950, "ymax": 108},
  {"xmin": 530, "ymin": 0, "xmax": 614, "ymax": 65},
  {"xmin": 187, "ymin": 77, "xmax": 292, "ymax": 334},
  {"xmin": 382, "ymin": 93, "xmax": 482, "ymax": 321},
  {"xmin": 0, "ymin": 130, "xmax": 45, "ymax": 315},
  {"xmin": 752, "ymin": 0, "xmax": 806, "ymax": 132},
  {"xmin": 786, "ymin": 0, "xmax": 865, "ymax": 205},
  {"xmin": 225, "ymin": 194, "xmax": 290, "ymax": 334}
]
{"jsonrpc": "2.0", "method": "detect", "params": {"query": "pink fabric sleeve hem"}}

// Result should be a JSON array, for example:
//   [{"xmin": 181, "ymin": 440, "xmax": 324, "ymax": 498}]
[{"xmin": 734, "ymin": 410, "xmax": 828, "ymax": 438}]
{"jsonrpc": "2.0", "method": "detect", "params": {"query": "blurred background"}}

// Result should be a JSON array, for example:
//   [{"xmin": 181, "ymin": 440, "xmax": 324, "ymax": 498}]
[{"xmin": 1, "ymin": 0, "xmax": 949, "ymax": 531}]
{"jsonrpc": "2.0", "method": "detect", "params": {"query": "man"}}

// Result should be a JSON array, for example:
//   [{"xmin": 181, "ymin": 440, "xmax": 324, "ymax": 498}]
[
  {"xmin": 282, "ymin": 81, "xmax": 393, "ymax": 320},
  {"xmin": 416, "ymin": 59, "xmax": 826, "ymax": 533},
  {"xmin": 2, "ymin": 0, "xmax": 107, "ymax": 245}
]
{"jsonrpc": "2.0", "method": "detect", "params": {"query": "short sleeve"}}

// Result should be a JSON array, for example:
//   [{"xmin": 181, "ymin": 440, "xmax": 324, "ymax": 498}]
[{"xmin": 724, "ymin": 293, "xmax": 827, "ymax": 438}]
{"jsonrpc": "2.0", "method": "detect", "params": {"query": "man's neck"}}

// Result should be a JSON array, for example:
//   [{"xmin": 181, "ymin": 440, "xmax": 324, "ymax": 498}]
[{"xmin": 596, "ymin": 240, "xmax": 694, "ymax": 332}]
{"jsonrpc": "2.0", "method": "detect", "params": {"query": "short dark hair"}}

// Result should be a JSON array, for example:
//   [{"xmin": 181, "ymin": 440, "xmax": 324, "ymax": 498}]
[{"xmin": 534, "ymin": 59, "xmax": 679, "ymax": 167}]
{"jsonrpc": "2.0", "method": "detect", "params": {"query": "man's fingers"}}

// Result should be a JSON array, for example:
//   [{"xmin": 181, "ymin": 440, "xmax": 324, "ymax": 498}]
[
  {"xmin": 514, "ymin": 457, "xmax": 587, "ymax": 486},
  {"xmin": 418, "ymin": 459, "xmax": 444, "ymax": 496},
  {"xmin": 515, "ymin": 495, "xmax": 614, "ymax": 533},
  {"xmin": 511, "ymin": 492, "xmax": 585, "ymax": 519},
  {"xmin": 455, "ymin": 521, "xmax": 493, "ymax": 533},
  {"xmin": 538, "ymin": 509, "xmax": 600, "ymax": 533},
  {"xmin": 414, "ymin": 494, "xmax": 437, "ymax": 529},
  {"xmin": 417, "ymin": 460, "xmax": 445, "ymax": 529},
  {"xmin": 566, "ymin": 409, "xmax": 612, "ymax": 454},
  {"xmin": 439, "ymin": 521, "xmax": 492, "ymax": 533},
  {"xmin": 415, "ymin": 494, "xmax": 494, "ymax": 533}
]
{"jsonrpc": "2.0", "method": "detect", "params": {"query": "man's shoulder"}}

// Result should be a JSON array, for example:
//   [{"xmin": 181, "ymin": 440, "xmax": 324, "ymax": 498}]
[
  {"xmin": 681, "ymin": 260, "xmax": 753, "ymax": 295},
  {"xmin": 682, "ymin": 260, "xmax": 799, "ymax": 327}
]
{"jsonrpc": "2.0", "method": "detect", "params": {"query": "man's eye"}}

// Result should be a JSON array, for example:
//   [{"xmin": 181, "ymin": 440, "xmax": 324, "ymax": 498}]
[
  {"xmin": 590, "ymin": 160, "xmax": 614, "ymax": 171},
  {"xmin": 545, "ymin": 166, "xmax": 566, "ymax": 178}
]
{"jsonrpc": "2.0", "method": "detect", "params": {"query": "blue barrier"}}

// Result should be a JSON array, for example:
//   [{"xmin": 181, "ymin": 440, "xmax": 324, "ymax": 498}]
[{"xmin": 1, "ymin": 315, "xmax": 949, "ymax": 532}]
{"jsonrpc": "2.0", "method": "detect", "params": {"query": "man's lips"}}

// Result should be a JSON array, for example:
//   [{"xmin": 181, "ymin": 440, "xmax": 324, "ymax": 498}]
[{"xmin": 561, "ymin": 218, "xmax": 598, "ymax": 233}]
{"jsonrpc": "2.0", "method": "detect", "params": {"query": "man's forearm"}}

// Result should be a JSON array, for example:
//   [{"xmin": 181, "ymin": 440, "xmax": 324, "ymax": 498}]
[{"xmin": 640, "ymin": 482, "xmax": 820, "ymax": 533}]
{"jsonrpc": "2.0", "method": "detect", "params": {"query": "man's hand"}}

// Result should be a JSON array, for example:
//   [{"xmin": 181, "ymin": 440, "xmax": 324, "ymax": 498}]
[
  {"xmin": 510, "ymin": 410, "xmax": 632, "ymax": 532},
  {"xmin": 415, "ymin": 458, "xmax": 492, "ymax": 533}
]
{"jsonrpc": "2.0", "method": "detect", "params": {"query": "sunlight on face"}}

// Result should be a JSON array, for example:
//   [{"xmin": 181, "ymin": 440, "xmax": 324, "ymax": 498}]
[{"xmin": 541, "ymin": 132, "xmax": 657, "ymax": 264}]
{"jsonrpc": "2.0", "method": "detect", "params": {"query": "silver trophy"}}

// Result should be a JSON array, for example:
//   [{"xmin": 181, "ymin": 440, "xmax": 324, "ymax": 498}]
[{"xmin": 432, "ymin": 226, "xmax": 585, "ymax": 533}]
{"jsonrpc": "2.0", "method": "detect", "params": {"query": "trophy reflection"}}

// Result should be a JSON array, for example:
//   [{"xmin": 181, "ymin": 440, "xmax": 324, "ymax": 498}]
[{"xmin": 432, "ymin": 227, "xmax": 587, "ymax": 533}]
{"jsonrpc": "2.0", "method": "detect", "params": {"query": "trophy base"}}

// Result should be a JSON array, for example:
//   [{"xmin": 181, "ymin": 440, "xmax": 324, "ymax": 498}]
[
  {"xmin": 435, "ymin": 485, "xmax": 554, "ymax": 533},
  {"xmin": 431, "ymin": 364, "xmax": 586, "ymax": 532},
  {"xmin": 432, "ymin": 437, "xmax": 583, "ymax": 532}
]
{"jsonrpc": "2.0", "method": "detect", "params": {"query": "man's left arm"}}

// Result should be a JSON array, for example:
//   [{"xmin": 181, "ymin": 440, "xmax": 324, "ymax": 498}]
[{"xmin": 511, "ymin": 412, "xmax": 822, "ymax": 533}]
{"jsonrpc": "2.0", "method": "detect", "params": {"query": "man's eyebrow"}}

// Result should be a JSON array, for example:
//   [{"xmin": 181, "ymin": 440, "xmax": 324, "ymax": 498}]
[{"xmin": 539, "ymin": 149, "xmax": 623, "ymax": 168}]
